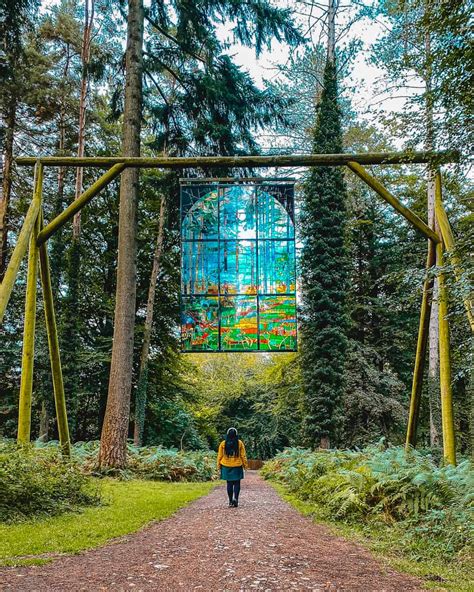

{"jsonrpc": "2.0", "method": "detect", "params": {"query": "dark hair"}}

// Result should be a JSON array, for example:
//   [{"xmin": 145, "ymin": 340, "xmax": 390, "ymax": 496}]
[{"xmin": 224, "ymin": 427, "xmax": 239, "ymax": 457}]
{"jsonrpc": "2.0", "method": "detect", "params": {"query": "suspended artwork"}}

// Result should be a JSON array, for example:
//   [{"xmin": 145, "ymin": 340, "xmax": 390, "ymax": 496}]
[{"xmin": 180, "ymin": 182, "xmax": 297, "ymax": 352}]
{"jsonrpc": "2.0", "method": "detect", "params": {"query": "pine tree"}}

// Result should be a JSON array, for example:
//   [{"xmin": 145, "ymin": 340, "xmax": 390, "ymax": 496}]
[{"xmin": 300, "ymin": 57, "xmax": 348, "ymax": 449}]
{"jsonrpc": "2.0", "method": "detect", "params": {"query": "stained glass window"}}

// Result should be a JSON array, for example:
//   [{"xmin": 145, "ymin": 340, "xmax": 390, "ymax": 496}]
[{"xmin": 180, "ymin": 182, "xmax": 297, "ymax": 352}]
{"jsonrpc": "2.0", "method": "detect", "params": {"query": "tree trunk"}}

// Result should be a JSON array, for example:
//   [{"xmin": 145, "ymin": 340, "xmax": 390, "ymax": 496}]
[
  {"xmin": 0, "ymin": 97, "xmax": 17, "ymax": 281},
  {"xmin": 327, "ymin": 0, "xmax": 336, "ymax": 63},
  {"xmin": 320, "ymin": 436, "xmax": 330, "ymax": 449},
  {"xmin": 38, "ymin": 401, "xmax": 49, "ymax": 442},
  {"xmin": 73, "ymin": 0, "xmax": 94, "ymax": 239},
  {"xmin": 424, "ymin": 12, "xmax": 442, "ymax": 449},
  {"xmin": 133, "ymin": 196, "xmax": 166, "ymax": 446},
  {"xmin": 99, "ymin": 0, "xmax": 144, "ymax": 469}
]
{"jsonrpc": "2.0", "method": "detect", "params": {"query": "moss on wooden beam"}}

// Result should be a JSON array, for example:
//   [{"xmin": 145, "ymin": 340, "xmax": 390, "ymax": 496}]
[{"xmin": 15, "ymin": 150, "xmax": 459, "ymax": 168}]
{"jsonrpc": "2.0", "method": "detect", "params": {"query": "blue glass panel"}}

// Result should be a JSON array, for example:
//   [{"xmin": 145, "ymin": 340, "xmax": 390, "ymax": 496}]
[
  {"xmin": 220, "ymin": 296, "xmax": 258, "ymax": 350},
  {"xmin": 182, "ymin": 189, "xmax": 219, "ymax": 240},
  {"xmin": 257, "ymin": 190, "xmax": 294, "ymax": 239},
  {"xmin": 258, "ymin": 240, "xmax": 295, "ymax": 294},
  {"xmin": 220, "ymin": 240, "xmax": 257, "ymax": 295},
  {"xmin": 181, "ymin": 296, "xmax": 219, "ymax": 351},
  {"xmin": 220, "ymin": 186, "xmax": 256, "ymax": 239},
  {"xmin": 181, "ymin": 241, "xmax": 219, "ymax": 295}
]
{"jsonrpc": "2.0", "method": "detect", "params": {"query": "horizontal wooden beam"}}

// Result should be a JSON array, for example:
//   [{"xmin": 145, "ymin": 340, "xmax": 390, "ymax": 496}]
[
  {"xmin": 15, "ymin": 150, "xmax": 459, "ymax": 169},
  {"xmin": 347, "ymin": 161, "xmax": 441, "ymax": 243},
  {"xmin": 36, "ymin": 163, "xmax": 126, "ymax": 246}
]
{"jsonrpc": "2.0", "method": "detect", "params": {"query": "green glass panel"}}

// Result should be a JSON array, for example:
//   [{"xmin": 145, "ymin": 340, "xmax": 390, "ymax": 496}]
[
  {"xmin": 220, "ymin": 240, "xmax": 257, "ymax": 295},
  {"xmin": 220, "ymin": 186, "xmax": 256, "ymax": 239},
  {"xmin": 257, "ymin": 190, "xmax": 294, "ymax": 239},
  {"xmin": 259, "ymin": 296, "xmax": 297, "ymax": 351},
  {"xmin": 258, "ymin": 240, "xmax": 296, "ymax": 294},
  {"xmin": 182, "ymin": 189, "xmax": 218, "ymax": 240},
  {"xmin": 181, "ymin": 241, "xmax": 219, "ymax": 295},
  {"xmin": 181, "ymin": 296, "xmax": 219, "ymax": 350},
  {"xmin": 220, "ymin": 296, "xmax": 258, "ymax": 350}
]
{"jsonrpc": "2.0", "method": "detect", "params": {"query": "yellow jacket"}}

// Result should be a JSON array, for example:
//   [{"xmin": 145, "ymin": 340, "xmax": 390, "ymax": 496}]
[{"xmin": 217, "ymin": 439, "xmax": 248, "ymax": 469}]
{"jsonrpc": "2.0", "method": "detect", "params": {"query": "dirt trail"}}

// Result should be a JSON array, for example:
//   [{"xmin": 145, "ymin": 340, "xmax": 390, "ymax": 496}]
[{"xmin": 0, "ymin": 472, "xmax": 424, "ymax": 591}]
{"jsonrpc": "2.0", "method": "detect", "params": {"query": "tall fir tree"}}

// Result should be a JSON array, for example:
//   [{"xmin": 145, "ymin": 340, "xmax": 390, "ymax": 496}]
[{"xmin": 300, "ymin": 57, "xmax": 348, "ymax": 449}]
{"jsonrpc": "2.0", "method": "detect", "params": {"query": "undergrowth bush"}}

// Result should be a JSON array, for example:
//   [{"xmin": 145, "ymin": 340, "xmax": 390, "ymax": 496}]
[
  {"xmin": 0, "ymin": 445, "xmax": 100, "ymax": 522},
  {"xmin": 262, "ymin": 444, "xmax": 473, "ymax": 562},
  {"xmin": 0, "ymin": 439, "xmax": 217, "ymax": 483},
  {"xmin": 69, "ymin": 440, "xmax": 217, "ymax": 481}
]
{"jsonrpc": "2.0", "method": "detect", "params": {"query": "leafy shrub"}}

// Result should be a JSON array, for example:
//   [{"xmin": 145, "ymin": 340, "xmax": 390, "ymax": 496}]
[
  {"xmin": 262, "ymin": 444, "xmax": 474, "ymax": 560},
  {"xmin": 0, "ymin": 444, "xmax": 100, "ymax": 522},
  {"xmin": 30, "ymin": 440, "xmax": 217, "ymax": 482},
  {"xmin": 125, "ymin": 445, "xmax": 217, "ymax": 482}
]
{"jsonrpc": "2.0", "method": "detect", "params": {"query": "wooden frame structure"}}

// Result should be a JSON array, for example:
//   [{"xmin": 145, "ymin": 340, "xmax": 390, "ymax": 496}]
[{"xmin": 1, "ymin": 150, "xmax": 470, "ymax": 464}]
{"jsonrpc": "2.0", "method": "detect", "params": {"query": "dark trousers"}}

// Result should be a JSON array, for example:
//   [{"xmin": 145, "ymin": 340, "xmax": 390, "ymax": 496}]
[{"xmin": 226, "ymin": 479, "xmax": 241, "ymax": 503}]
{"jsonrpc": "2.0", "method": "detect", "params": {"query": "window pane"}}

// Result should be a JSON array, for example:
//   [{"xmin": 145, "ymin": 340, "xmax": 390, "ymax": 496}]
[
  {"xmin": 181, "ymin": 241, "xmax": 219, "ymax": 295},
  {"xmin": 182, "ymin": 189, "xmax": 219, "ymax": 240},
  {"xmin": 181, "ymin": 297, "xmax": 219, "ymax": 351},
  {"xmin": 220, "ymin": 240, "xmax": 257, "ymax": 295},
  {"xmin": 259, "ymin": 296, "xmax": 297, "ymax": 351},
  {"xmin": 220, "ymin": 296, "xmax": 258, "ymax": 351},
  {"xmin": 257, "ymin": 189, "xmax": 294, "ymax": 239},
  {"xmin": 220, "ymin": 186, "xmax": 256, "ymax": 239},
  {"xmin": 258, "ymin": 240, "xmax": 295, "ymax": 294}
]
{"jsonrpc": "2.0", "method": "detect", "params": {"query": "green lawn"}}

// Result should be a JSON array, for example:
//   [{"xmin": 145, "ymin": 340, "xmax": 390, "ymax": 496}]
[
  {"xmin": 0, "ymin": 478, "xmax": 216, "ymax": 567},
  {"xmin": 271, "ymin": 482, "xmax": 474, "ymax": 592}
]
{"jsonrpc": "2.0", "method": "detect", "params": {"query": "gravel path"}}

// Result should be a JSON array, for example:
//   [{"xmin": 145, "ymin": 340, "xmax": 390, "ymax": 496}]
[{"xmin": 1, "ymin": 472, "xmax": 424, "ymax": 591}]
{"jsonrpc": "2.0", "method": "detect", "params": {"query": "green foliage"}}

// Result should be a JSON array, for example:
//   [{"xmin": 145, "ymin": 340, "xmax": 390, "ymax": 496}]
[
  {"xmin": 0, "ymin": 443, "xmax": 100, "ymax": 522},
  {"xmin": 262, "ymin": 445, "xmax": 474, "ymax": 562},
  {"xmin": 0, "ymin": 478, "xmax": 215, "ymax": 567},
  {"xmin": 300, "ymin": 58, "xmax": 348, "ymax": 448},
  {"xmin": 183, "ymin": 353, "xmax": 303, "ymax": 458},
  {"xmin": 126, "ymin": 446, "xmax": 217, "ymax": 482},
  {"xmin": 23, "ymin": 440, "xmax": 218, "ymax": 482}
]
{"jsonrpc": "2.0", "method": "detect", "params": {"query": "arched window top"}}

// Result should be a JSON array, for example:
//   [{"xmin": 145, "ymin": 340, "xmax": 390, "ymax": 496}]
[{"xmin": 181, "ymin": 185, "xmax": 294, "ymax": 241}]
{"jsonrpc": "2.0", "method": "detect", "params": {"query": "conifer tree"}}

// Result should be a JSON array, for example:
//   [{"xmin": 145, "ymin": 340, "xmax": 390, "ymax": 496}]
[{"xmin": 300, "ymin": 54, "xmax": 348, "ymax": 449}]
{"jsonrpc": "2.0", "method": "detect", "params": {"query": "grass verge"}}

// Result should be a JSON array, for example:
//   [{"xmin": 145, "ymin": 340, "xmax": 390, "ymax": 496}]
[
  {"xmin": 271, "ymin": 482, "xmax": 473, "ymax": 592},
  {"xmin": 0, "ymin": 478, "xmax": 215, "ymax": 567}
]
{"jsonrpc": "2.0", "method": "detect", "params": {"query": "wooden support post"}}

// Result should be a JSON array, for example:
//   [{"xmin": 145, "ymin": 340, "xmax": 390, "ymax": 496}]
[
  {"xmin": 346, "ymin": 161, "xmax": 441, "ymax": 243},
  {"xmin": 0, "ymin": 197, "xmax": 41, "ymax": 324},
  {"xmin": 38, "ymin": 212, "xmax": 71, "ymax": 456},
  {"xmin": 17, "ymin": 162, "xmax": 43, "ymax": 445},
  {"xmin": 436, "ymin": 239, "xmax": 456, "ymax": 465},
  {"xmin": 37, "ymin": 163, "xmax": 126, "ymax": 246},
  {"xmin": 434, "ymin": 171, "xmax": 474, "ymax": 332},
  {"xmin": 406, "ymin": 240, "xmax": 436, "ymax": 449}
]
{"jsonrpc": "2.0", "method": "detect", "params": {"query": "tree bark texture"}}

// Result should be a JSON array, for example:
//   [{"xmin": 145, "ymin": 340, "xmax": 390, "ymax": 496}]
[
  {"xmin": 327, "ymin": 0, "xmax": 336, "ymax": 63},
  {"xmin": 133, "ymin": 196, "xmax": 166, "ymax": 446},
  {"xmin": 99, "ymin": 0, "xmax": 144, "ymax": 468}
]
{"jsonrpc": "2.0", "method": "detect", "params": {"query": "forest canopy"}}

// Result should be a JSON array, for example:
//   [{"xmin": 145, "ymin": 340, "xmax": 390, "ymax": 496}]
[{"xmin": 0, "ymin": 0, "xmax": 472, "ymax": 464}]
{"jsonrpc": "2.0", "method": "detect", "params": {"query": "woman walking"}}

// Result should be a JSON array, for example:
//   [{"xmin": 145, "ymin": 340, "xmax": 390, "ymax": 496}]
[{"xmin": 217, "ymin": 427, "xmax": 248, "ymax": 507}]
